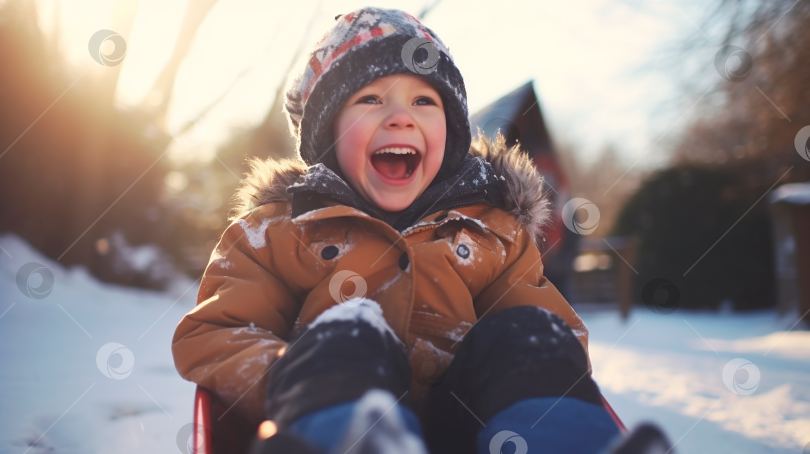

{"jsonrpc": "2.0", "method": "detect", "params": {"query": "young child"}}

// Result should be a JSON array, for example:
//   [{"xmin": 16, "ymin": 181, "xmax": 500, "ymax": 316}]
[{"xmin": 172, "ymin": 7, "xmax": 669, "ymax": 454}]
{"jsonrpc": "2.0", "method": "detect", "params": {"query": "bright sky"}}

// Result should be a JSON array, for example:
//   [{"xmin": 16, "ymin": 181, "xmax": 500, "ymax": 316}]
[{"xmin": 35, "ymin": 0, "xmax": 717, "ymax": 169}]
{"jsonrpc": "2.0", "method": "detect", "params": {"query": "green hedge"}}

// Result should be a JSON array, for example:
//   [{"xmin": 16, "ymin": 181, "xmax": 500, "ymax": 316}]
[{"xmin": 613, "ymin": 165, "xmax": 775, "ymax": 311}]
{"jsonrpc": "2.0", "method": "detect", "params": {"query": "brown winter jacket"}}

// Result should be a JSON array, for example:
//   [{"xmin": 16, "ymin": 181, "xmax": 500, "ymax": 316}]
[{"xmin": 171, "ymin": 135, "xmax": 590, "ymax": 425}]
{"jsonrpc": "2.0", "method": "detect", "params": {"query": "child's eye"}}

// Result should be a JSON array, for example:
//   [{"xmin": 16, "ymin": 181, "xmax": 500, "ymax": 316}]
[
  {"xmin": 357, "ymin": 95, "xmax": 380, "ymax": 104},
  {"xmin": 414, "ymin": 96, "xmax": 437, "ymax": 106}
]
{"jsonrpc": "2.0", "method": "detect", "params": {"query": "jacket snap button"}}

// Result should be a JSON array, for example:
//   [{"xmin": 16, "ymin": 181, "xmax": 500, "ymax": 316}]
[
  {"xmin": 321, "ymin": 245, "xmax": 339, "ymax": 260},
  {"xmin": 434, "ymin": 212, "xmax": 448, "ymax": 222},
  {"xmin": 456, "ymin": 244, "xmax": 470, "ymax": 258},
  {"xmin": 399, "ymin": 252, "xmax": 410, "ymax": 270}
]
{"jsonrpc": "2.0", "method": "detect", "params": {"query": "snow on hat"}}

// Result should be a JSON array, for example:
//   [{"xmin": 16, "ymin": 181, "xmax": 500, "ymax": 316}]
[{"xmin": 283, "ymin": 7, "xmax": 470, "ymax": 184}]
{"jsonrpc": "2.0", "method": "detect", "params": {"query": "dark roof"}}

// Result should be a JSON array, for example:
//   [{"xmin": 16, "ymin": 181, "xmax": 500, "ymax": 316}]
[{"xmin": 469, "ymin": 80, "xmax": 554, "ymax": 156}]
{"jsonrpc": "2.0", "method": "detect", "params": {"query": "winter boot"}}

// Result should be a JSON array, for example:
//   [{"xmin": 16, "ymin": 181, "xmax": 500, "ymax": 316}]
[{"xmin": 331, "ymin": 389, "xmax": 429, "ymax": 454}]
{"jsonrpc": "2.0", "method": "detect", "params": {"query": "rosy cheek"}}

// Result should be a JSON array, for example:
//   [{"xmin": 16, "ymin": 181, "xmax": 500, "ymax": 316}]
[
  {"xmin": 431, "ymin": 128, "xmax": 447, "ymax": 153},
  {"xmin": 338, "ymin": 120, "xmax": 363, "ymax": 153},
  {"xmin": 335, "ymin": 113, "xmax": 374, "ymax": 183},
  {"xmin": 424, "ymin": 120, "xmax": 447, "ymax": 169}
]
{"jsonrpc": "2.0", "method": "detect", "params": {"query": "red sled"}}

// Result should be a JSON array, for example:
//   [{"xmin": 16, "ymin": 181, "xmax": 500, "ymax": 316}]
[{"xmin": 191, "ymin": 385, "xmax": 626, "ymax": 453}]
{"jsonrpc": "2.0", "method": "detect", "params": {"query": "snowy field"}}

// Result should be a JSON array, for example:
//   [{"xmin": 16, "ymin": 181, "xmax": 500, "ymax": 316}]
[
  {"xmin": 585, "ymin": 308, "xmax": 810, "ymax": 453},
  {"xmin": 1, "ymin": 233, "xmax": 808, "ymax": 454}
]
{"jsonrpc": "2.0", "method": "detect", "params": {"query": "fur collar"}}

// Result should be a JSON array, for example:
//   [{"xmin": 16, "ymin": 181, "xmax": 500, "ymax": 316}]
[{"xmin": 229, "ymin": 133, "xmax": 551, "ymax": 242}]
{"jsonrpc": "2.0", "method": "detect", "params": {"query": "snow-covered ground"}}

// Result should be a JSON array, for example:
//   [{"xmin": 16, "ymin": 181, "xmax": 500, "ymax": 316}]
[
  {"xmin": 0, "ymin": 234, "xmax": 198, "ymax": 454},
  {"xmin": 584, "ymin": 307, "xmax": 810, "ymax": 453},
  {"xmin": 1, "ymin": 233, "xmax": 808, "ymax": 453}
]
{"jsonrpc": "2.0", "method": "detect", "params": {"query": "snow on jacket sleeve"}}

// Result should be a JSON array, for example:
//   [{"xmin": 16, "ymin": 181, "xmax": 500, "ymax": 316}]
[
  {"xmin": 172, "ymin": 207, "xmax": 299, "ymax": 424},
  {"xmin": 472, "ymin": 224, "xmax": 592, "ymax": 373}
]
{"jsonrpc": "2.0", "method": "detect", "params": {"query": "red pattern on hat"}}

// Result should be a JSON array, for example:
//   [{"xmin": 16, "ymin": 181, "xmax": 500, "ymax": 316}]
[{"xmin": 302, "ymin": 25, "xmax": 396, "ymax": 102}]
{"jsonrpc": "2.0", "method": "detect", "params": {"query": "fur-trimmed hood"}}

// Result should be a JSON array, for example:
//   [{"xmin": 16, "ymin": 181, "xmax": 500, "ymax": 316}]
[{"xmin": 229, "ymin": 133, "xmax": 551, "ymax": 242}]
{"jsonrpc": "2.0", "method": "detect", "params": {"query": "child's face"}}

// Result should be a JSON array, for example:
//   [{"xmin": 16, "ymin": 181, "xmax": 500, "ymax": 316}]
[{"xmin": 333, "ymin": 74, "xmax": 447, "ymax": 212}]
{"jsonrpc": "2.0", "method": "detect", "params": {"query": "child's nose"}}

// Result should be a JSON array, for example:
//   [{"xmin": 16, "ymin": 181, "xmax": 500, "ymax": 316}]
[{"xmin": 383, "ymin": 106, "xmax": 415, "ymax": 130}]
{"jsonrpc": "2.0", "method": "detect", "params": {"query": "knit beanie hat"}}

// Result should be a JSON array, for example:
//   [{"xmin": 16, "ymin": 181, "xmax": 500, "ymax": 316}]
[{"xmin": 283, "ymin": 7, "xmax": 471, "ymax": 185}]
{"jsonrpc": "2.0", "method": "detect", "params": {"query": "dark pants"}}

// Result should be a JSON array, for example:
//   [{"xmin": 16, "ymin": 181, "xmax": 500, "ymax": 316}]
[{"xmin": 260, "ymin": 306, "xmax": 622, "ymax": 454}]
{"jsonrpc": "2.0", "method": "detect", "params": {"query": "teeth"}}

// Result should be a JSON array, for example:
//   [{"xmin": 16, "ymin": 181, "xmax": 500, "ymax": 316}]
[{"xmin": 374, "ymin": 147, "xmax": 417, "ymax": 155}]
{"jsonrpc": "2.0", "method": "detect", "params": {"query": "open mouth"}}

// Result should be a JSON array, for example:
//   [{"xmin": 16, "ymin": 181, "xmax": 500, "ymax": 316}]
[{"xmin": 370, "ymin": 147, "xmax": 422, "ymax": 181}]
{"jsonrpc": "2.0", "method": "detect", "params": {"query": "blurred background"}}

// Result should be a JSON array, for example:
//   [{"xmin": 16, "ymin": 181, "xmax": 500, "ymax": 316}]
[{"xmin": 1, "ymin": 0, "xmax": 809, "ymax": 453}]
